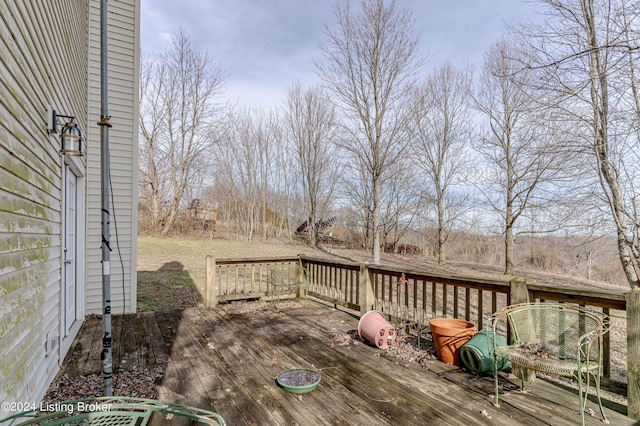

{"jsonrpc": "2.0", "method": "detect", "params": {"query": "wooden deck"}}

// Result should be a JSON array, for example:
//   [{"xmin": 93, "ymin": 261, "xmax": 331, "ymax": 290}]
[{"xmin": 60, "ymin": 301, "xmax": 633, "ymax": 425}]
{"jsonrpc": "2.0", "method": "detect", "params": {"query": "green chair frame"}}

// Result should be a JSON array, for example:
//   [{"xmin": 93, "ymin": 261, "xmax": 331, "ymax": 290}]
[
  {"xmin": 268, "ymin": 263, "xmax": 309, "ymax": 304},
  {"xmin": 0, "ymin": 396, "xmax": 226, "ymax": 425},
  {"xmin": 490, "ymin": 302, "xmax": 611, "ymax": 425}
]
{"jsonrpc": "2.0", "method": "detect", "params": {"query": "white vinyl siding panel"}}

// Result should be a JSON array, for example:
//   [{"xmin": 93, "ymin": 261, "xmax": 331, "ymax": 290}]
[
  {"xmin": 0, "ymin": 0, "xmax": 88, "ymax": 411},
  {"xmin": 85, "ymin": 0, "xmax": 138, "ymax": 315}
]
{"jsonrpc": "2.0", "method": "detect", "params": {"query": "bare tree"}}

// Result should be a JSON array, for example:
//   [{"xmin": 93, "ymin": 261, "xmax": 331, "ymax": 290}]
[
  {"xmin": 215, "ymin": 106, "xmax": 288, "ymax": 240},
  {"xmin": 267, "ymin": 114, "xmax": 296, "ymax": 240},
  {"xmin": 520, "ymin": 0, "xmax": 640, "ymax": 288},
  {"xmin": 474, "ymin": 39, "xmax": 562, "ymax": 275},
  {"xmin": 317, "ymin": 0, "xmax": 422, "ymax": 263},
  {"xmin": 411, "ymin": 63, "xmax": 473, "ymax": 264},
  {"xmin": 139, "ymin": 29, "xmax": 225, "ymax": 234},
  {"xmin": 338, "ymin": 157, "xmax": 374, "ymax": 248},
  {"xmin": 283, "ymin": 82, "xmax": 340, "ymax": 246},
  {"xmin": 216, "ymin": 106, "xmax": 262, "ymax": 240},
  {"xmin": 379, "ymin": 163, "xmax": 420, "ymax": 252},
  {"xmin": 139, "ymin": 52, "xmax": 168, "ymax": 231}
]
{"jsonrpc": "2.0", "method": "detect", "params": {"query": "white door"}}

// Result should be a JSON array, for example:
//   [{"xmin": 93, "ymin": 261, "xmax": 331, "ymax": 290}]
[{"xmin": 63, "ymin": 165, "xmax": 77, "ymax": 335}]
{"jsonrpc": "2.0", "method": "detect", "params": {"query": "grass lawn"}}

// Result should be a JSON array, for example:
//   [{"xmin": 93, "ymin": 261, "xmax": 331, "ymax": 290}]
[{"xmin": 136, "ymin": 236, "xmax": 321, "ymax": 311}]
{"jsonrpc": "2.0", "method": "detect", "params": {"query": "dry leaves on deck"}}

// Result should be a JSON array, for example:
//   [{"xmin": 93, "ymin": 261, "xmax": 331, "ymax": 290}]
[
  {"xmin": 222, "ymin": 300, "xmax": 304, "ymax": 315},
  {"xmin": 223, "ymin": 301, "xmax": 270, "ymax": 315},
  {"xmin": 385, "ymin": 335, "xmax": 438, "ymax": 365},
  {"xmin": 42, "ymin": 367, "xmax": 165, "ymax": 403},
  {"xmin": 331, "ymin": 331, "xmax": 437, "ymax": 368}
]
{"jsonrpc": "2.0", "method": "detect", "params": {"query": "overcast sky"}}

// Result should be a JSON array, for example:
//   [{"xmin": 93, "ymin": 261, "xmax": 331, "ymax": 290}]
[{"xmin": 140, "ymin": 1, "xmax": 540, "ymax": 107}]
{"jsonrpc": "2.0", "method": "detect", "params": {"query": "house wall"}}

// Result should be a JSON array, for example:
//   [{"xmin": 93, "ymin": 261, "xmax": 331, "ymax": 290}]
[
  {"xmin": 0, "ymin": 0, "xmax": 138, "ymax": 415},
  {"xmin": 85, "ymin": 0, "xmax": 139, "ymax": 315},
  {"xmin": 0, "ymin": 0, "xmax": 88, "ymax": 412}
]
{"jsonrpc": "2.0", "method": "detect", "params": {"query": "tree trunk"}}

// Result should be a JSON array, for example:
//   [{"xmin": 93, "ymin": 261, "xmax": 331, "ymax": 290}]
[
  {"xmin": 505, "ymin": 178, "xmax": 514, "ymax": 275},
  {"xmin": 582, "ymin": 0, "xmax": 640, "ymax": 288},
  {"xmin": 505, "ymin": 223, "xmax": 514, "ymax": 275},
  {"xmin": 372, "ymin": 180, "xmax": 381, "ymax": 264},
  {"xmin": 437, "ymin": 183, "xmax": 446, "ymax": 264}
]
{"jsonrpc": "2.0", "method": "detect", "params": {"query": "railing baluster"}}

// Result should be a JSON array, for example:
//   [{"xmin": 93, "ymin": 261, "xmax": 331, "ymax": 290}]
[
  {"xmin": 431, "ymin": 282, "xmax": 436, "ymax": 317},
  {"xmin": 453, "ymin": 285, "xmax": 459, "ymax": 319},
  {"xmin": 477, "ymin": 289, "xmax": 484, "ymax": 329},
  {"xmin": 603, "ymin": 307, "xmax": 611, "ymax": 378},
  {"xmin": 387, "ymin": 274, "xmax": 392, "ymax": 313},
  {"xmin": 443, "ymin": 284, "xmax": 448, "ymax": 317},
  {"xmin": 465, "ymin": 287, "xmax": 471, "ymax": 321}
]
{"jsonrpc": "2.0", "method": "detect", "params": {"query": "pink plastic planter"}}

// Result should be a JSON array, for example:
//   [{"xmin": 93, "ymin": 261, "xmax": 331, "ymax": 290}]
[{"xmin": 358, "ymin": 310, "xmax": 397, "ymax": 349}]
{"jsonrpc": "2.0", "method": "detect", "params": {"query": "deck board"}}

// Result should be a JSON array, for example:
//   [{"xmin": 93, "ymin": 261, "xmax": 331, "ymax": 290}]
[
  {"xmin": 59, "ymin": 301, "xmax": 634, "ymax": 425},
  {"xmin": 143, "ymin": 311, "xmax": 170, "ymax": 365},
  {"xmin": 62, "ymin": 316, "xmax": 102, "ymax": 376}
]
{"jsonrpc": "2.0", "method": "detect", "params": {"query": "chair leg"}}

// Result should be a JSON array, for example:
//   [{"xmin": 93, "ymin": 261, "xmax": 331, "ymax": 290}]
[
  {"xmin": 577, "ymin": 371, "xmax": 586, "ymax": 426},
  {"xmin": 493, "ymin": 356, "xmax": 500, "ymax": 407},
  {"xmin": 591, "ymin": 371, "xmax": 610, "ymax": 424},
  {"xmin": 297, "ymin": 283, "xmax": 307, "ymax": 305}
]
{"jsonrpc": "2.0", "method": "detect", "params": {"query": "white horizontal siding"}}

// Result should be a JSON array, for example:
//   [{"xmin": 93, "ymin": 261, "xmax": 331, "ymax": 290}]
[
  {"xmin": 85, "ymin": 0, "xmax": 139, "ymax": 315},
  {"xmin": 0, "ymin": 2, "xmax": 138, "ymax": 416},
  {"xmin": 0, "ymin": 0, "xmax": 89, "ymax": 415}
]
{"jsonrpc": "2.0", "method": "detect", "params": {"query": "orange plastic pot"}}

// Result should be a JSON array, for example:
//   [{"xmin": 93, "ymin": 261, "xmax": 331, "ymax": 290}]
[
  {"xmin": 358, "ymin": 310, "xmax": 396, "ymax": 349},
  {"xmin": 429, "ymin": 318, "xmax": 476, "ymax": 365}
]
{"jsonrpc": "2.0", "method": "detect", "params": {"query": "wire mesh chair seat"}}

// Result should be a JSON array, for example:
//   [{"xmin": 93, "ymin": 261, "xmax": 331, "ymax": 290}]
[
  {"xmin": 490, "ymin": 302, "xmax": 610, "ymax": 426},
  {"xmin": 495, "ymin": 345, "xmax": 602, "ymax": 377},
  {"xmin": 0, "ymin": 396, "xmax": 226, "ymax": 425}
]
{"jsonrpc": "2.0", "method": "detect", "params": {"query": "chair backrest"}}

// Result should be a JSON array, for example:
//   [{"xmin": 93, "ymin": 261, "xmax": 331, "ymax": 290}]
[
  {"xmin": 269, "ymin": 263, "xmax": 308, "ymax": 286},
  {"xmin": 503, "ymin": 303, "xmax": 608, "ymax": 361}
]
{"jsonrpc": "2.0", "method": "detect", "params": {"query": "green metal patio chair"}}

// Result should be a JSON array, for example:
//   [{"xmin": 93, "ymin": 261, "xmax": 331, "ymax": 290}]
[
  {"xmin": 269, "ymin": 263, "xmax": 309, "ymax": 305},
  {"xmin": 0, "ymin": 396, "xmax": 226, "ymax": 425},
  {"xmin": 490, "ymin": 302, "xmax": 610, "ymax": 425}
]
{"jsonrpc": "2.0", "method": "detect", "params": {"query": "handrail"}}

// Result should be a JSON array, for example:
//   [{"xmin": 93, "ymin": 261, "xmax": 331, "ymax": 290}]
[
  {"xmin": 366, "ymin": 263, "xmax": 512, "ymax": 289},
  {"xmin": 215, "ymin": 256, "xmax": 300, "ymax": 265},
  {"xmin": 296, "ymin": 254, "xmax": 361, "ymax": 270},
  {"xmin": 527, "ymin": 283, "xmax": 626, "ymax": 310}
]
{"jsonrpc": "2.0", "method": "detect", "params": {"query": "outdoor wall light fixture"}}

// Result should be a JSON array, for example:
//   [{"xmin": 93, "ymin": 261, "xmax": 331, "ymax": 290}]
[{"xmin": 46, "ymin": 107, "xmax": 84, "ymax": 156}]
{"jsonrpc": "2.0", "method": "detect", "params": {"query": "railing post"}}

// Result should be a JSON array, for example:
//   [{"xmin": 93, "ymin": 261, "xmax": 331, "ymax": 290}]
[
  {"xmin": 359, "ymin": 263, "xmax": 375, "ymax": 316},
  {"xmin": 205, "ymin": 255, "xmax": 217, "ymax": 308},
  {"xmin": 296, "ymin": 264, "xmax": 305, "ymax": 300},
  {"xmin": 297, "ymin": 254, "xmax": 307, "ymax": 300},
  {"xmin": 510, "ymin": 277, "xmax": 535, "ymax": 383},
  {"xmin": 626, "ymin": 289, "xmax": 640, "ymax": 420},
  {"xmin": 509, "ymin": 277, "xmax": 531, "ymax": 305}
]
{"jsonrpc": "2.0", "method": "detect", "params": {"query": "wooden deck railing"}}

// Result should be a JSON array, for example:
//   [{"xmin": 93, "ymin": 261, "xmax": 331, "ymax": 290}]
[
  {"xmin": 303, "ymin": 256, "xmax": 361, "ymax": 311},
  {"xmin": 205, "ymin": 253, "xmax": 639, "ymax": 420},
  {"xmin": 205, "ymin": 256, "xmax": 301, "ymax": 304}
]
